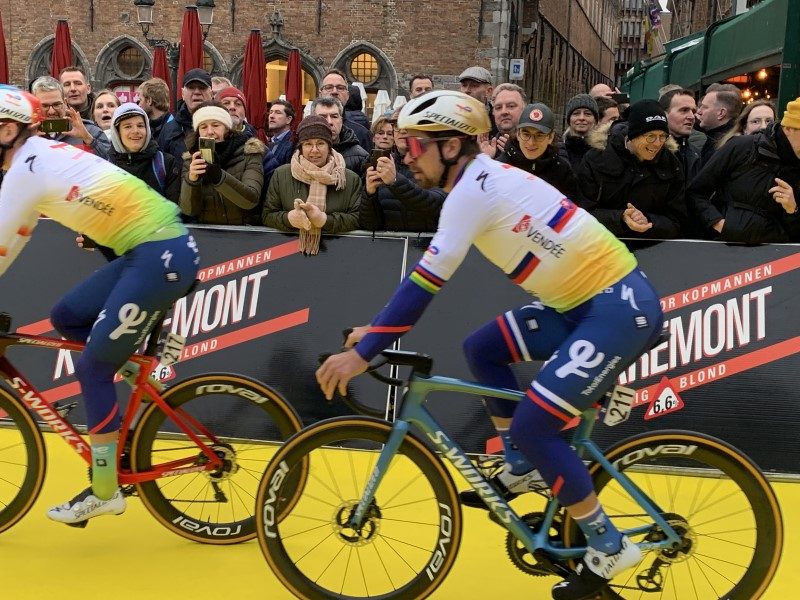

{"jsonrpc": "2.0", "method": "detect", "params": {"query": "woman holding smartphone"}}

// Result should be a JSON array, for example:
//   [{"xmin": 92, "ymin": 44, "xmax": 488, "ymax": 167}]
[{"xmin": 180, "ymin": 101, "xmax": 266, "ymax": 225}]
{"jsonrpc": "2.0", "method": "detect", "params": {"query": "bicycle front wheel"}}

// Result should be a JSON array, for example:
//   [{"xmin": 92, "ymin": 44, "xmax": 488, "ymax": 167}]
[
  {"xmin": 256, "ymin": 416, "xmax": 463, "ymax": 600},
  {"xmin": 130, "ymin": 373, "xmax": 303, "ymax": 544},
  {"xmin": 562, "ymin": 430, "xmax": 783, "ymax": 600},
  {"xmin": 0, "ymin": 386, "xmax": 46, "ymax": 534}
]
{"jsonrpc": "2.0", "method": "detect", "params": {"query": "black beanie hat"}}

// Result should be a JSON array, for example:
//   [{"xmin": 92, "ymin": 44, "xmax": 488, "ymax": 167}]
[
  {"xmin": 296, "ymin": 115, "xmax": 333, "ymax": 146},
  {"xmin": 627, "ymin": 99, "xmax": 669, "ymax": 140}
]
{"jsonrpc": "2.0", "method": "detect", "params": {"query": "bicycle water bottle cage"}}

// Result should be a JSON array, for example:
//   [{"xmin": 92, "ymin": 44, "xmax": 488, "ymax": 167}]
[{"xmin": 0, "ymin": 312, "xmax": 11, "ymax": 334}]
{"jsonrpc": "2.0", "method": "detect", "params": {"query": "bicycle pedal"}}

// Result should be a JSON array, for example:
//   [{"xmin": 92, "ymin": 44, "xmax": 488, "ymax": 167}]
[{"xmin": 64, "ymin": 520, "xmax": 89, "ymax": 529}]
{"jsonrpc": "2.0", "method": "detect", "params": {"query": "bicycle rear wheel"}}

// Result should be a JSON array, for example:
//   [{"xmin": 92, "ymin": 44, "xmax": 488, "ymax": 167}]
[
  {"xmin": 256, "ymin": 416, "xmax": 462, "ymax": 600},
  {"xmin": 0, "ymin": 387, "xmax": 46, "ymax": 534},
  {"xmin": 130, "ymin": 373, "xmax": 303, "ymax": 544},
  {"xmin": 562, "ymin": 430, "xmax": 783, "ymax": 599}
]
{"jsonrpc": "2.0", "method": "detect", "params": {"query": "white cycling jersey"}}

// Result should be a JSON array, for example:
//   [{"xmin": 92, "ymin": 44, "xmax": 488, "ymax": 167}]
[
  {"xmin": 0, "ymin": 136, "xmax": 182, "ymax": 276},
  {"xmin": 413, "ymin": 153, "xmax": 636, "ymax": 311}
]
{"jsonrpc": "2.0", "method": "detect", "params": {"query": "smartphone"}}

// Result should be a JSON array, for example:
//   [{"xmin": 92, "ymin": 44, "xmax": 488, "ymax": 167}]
[
  {"xmin": 40, "ymin": 118, "xmax": 72, "ymax": 134},
  {"xmin": 369, "ymin": 148, "xmax": 391, "ymax": 168},
  {"xmin": 610, "ymin": 93, "xmax": 630, "ymax": 105},
  {"xmin": 198, "ymin": 138, "xmax": 216, "ymax": 164}
]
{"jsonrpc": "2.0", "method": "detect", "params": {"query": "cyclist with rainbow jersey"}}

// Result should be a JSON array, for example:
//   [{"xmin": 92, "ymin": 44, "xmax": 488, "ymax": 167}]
[
  {"xmin": 0, "ymin": 86, "xmax": 200, "ymax": 525},
  {"xmin": 317, "ymin": 90, "xmax": 664, "ymax": 599}
]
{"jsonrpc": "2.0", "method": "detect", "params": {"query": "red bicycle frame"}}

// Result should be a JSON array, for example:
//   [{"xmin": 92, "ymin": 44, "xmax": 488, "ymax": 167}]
[{"xmin": 0, "ymin": 331, "xmax": 225, "ymax": 484}]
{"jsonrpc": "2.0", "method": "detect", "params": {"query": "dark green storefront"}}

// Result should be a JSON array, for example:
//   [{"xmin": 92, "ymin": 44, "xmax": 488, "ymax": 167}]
[{"xmin": 622, "ymin": 0, "xmax": 800, "ymax": 116}]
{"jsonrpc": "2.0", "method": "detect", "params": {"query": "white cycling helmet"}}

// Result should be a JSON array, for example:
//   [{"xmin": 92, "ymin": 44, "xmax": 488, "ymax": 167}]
[
  {"xmin": 0, "ymin": 85, "xmax": 42, "ymax": 125},
  {"xmin": 397, "ymin": 90, "xmax": 490, "ymax": 136}
]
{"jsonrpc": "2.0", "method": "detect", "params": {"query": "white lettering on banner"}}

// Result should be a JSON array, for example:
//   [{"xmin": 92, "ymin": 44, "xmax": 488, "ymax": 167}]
[
  {"xmin": 197, "ymin": 250, "xmax": 273, "ymax": 281},
  {"xmin": 555, "ymin": 340, "xmax": 605, "ymax": 379},
  {"xmin": 660, "ymin": 265, "xmax": 774, "ymax": 311},
  {"xmin": 620, "ymin": 286, "xmax": 771, "ymax": 385},
  {"xmin": 169, "ymin": 269, "xmax": 269, "ymax": 337}
]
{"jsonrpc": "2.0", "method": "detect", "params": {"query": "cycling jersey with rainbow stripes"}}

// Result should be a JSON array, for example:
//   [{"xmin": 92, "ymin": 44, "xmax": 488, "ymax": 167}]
[
  {"xmin": 355, "ymin": 153, "xmax": 637, "ymax": 362},
  {"xmin": 0, "ymin": 136, "xmax": 182, "ymax": 275}
]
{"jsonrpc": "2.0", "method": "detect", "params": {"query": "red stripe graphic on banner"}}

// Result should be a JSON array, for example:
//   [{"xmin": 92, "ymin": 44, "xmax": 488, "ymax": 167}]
[
  {"xmin": 661, "ymin": 253, "xmax": 800, "ymax": 313},
  {"xmin": 37, "ymin": 308, "xmax": 310, "ymax": 403},
  {"xmin": 634, "ymin": 336, "xmax": 800, "ymax": 406},
  {"xmin": 196, "ymin": 240, "xmax": 300, "ymax": 282}
]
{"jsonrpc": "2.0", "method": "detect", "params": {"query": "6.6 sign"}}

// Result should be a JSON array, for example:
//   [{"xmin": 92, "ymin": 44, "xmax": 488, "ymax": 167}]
[{"xmin": 644, "ymin": 377, "xmax": 685, "ymax": 420}]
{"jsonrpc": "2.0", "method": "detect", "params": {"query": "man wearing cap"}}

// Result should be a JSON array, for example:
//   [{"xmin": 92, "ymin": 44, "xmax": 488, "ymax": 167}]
[
  {"xmin": 687, "ymin": 97, "xmax": 800, "ymax": 243},
  {"xmin": 558, "ymin": 93, "xmax": 599, "ymax": 171},
  {"xmin": 217, "ymin": 86, "xmax": 258, "ymax": 139},
  {"xmin": 576, "ymin": 99, "xmax": 687, "ymax": 239},
  {"xmin": 159, "ymin": 69, "xmax": 212, "ymax": 163},
  {"xmin": 458, "ymin": 65, "xmax": 499, "ymax": 137},
  {"xmin": 495, "ymin": 102, "xmax": 584, "ymax": 204}
]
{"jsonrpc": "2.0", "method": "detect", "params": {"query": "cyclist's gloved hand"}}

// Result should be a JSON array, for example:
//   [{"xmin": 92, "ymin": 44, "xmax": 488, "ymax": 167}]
[{"xmin": 202, "ymin": 162, "xmax": 223, "ymax": 185}]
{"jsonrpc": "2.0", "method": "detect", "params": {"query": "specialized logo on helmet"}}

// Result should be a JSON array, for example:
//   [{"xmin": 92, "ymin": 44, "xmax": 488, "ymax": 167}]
[
  {"xmin": 455, "ymin": 103, "xmax": 474, "ymax": 114},
  {"xmin": 421, "ymin": 110, "xmax": 478, "ymax": 134},
  {"xmin": 530, "ymin": 108, "xmax": 543, "ymax": 121}
]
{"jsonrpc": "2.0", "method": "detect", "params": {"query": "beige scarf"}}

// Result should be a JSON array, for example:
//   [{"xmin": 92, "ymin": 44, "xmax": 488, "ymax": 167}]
[{"xmin": 289, "ymin": 150, "xmax": 347, "ymax": 254}]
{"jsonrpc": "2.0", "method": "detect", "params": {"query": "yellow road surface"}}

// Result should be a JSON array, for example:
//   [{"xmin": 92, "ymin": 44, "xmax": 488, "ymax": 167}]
[{"xmin": 0, "ymin": 433, "xmax": 797, "ymax": 599}]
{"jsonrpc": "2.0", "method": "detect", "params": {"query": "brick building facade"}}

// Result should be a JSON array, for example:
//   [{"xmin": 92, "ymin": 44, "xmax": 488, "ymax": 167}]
[{"xmin": 2, "ymin": 0, "xmax": 616, "ymax": 121}]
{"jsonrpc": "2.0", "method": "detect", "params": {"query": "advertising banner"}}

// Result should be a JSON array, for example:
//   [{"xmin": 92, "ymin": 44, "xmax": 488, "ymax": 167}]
[{"xmin": 1, "ymin": 222, "xmax": 798, "ymax": 473}]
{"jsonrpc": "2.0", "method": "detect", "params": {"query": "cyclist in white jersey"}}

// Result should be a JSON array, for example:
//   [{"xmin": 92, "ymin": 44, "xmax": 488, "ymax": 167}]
[
  {"xmin": 317, "ymin": 90, "xmax": 664, "ymax": 599},
  {"xmin": 0, "ymin": 86, "xmax": 200, "ymax": 525}
]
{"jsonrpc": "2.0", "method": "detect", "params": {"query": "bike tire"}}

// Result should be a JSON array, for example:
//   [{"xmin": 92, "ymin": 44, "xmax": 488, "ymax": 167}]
[
  {"xmin": 130, "ymin": 373, "xmax": 303, "ymax": 544},
  {"xmin": 256, "ymin": 416, "xmax": 463, "ymax": 600},
  {"xmin": 0, "ymin": 387, "xmax": 47, "ymax": 534},
  {"xmin": 561, "ymin": 430, "xmax": 783, "ymax": 600}
]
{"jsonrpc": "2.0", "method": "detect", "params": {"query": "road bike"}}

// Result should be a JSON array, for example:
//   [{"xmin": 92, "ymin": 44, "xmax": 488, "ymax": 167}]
[
  {"xmin": 255, "ymin": 348, "xmax": 783, "ymax": 599},
  {"xmin": 0, "ymin": 311, "xmax": 303, "ymax": 544}
]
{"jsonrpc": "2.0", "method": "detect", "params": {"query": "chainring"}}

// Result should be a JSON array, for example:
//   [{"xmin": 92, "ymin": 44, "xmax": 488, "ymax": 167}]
[{"xmin": 505, "ymin": 511, "xmax": 564, "ymax": 576}]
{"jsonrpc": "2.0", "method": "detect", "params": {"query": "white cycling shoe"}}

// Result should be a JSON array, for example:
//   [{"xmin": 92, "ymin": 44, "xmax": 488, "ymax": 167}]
[
  {"xmin": 552, "ymin": 535, "xmax": 642, "ymax": 600},
  {"xmin": 47, "ymin": 487, "xmax": 127, "ymax": 526}
]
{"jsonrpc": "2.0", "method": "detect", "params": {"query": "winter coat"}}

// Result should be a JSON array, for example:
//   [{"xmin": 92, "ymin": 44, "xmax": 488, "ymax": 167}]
[
  {"xmin": 359, "ymin": 150, "xmax": 446, "ymax": 232},
  {"xmin": 262, "ymin": 129, "xmax": 295, "ymax": 188},
  {"xmin": 674, "ymin": 136, "xmax": 702, "ymax": 185},
  {"xmin": 262, "ymin": 161, "xmax": 361, "ymax": 233},
  {"xmin": 334, "ymin": 126, "xmax": 369, "ymax": 174},
  {"xmin": 687, "ymin": 123, "xmax": 800, "ymax": 243},
  {"xmin": 109, "ymin": 139, "xmax": 181, "ymax": 204},
  {"xmin": 180, "ymin": 134, "xmax": 267, "ymax": 225},
  {"xmin": 558, "ymin": 130, "xmax": 591, "ymax": 171},
  {"xmin": 700, "ymin": 120, "xmax": 735, "ymax": 167},
  {"xmin": 498, "ymin": 139, "xmax": 585, "ymax": 204},
  {"xmin": 150, "ymin": 112, "xmax": 187, "ymax": 163},
  {"xmin": 576, "ymin": 123, "xmax": 687, "ymax": 239},
  {"xmin": 344, "ymin": 89, "xmax": 374, "ymax": 152}
]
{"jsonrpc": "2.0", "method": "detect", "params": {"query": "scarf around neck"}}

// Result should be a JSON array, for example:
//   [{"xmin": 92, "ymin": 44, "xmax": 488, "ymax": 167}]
[{"xmin": 290, "ymin": 150, "xmax": 346, "ymax": 254}]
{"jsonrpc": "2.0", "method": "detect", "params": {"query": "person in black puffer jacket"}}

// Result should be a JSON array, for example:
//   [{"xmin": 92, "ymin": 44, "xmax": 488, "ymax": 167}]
[
  {"xmin": 79, "ymin": 102, "xmax": 182, "ymax": 260},
  {"xmin": 576, "ymin": 100, "xmax": 687, "ymax": 240},
  {"xmin": 497, "ymin": 102, "xmax": 584, "ymax": 204},
  {"xmin": 687, "ymin": 100, "xmax": 800, "ymax": 243}
]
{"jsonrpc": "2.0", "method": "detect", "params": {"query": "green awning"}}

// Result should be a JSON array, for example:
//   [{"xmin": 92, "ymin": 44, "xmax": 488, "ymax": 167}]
[
  {"xmin": 667, "ymin": 38, "xmax": 704, "ymax": 90},
  {"xmin": 641, "ymin": 58, "xmax": 666, "ymax": 100},
  {"xmin": 704, "ymin": 0, "xmax": 787, "ymax": 82}
]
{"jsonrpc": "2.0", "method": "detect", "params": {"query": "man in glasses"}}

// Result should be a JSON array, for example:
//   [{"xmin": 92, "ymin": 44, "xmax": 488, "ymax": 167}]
[
  {"xmin": 30, "ymin": 76, "xmax": 110, "ymax": 159},
  {"xmin": 319, "ymin": 69, "xmax": 372, "ymax": 152},
  {"xmin": 318, "ymin": 90, "xmax": 664, "ymax": 599},
  {"xmin": 575, "ymin": 99, "xmax": 687, "ymax": 239}
]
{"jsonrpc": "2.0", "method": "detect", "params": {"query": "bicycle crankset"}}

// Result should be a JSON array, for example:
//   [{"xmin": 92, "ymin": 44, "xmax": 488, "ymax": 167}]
[{"xmin": 505, "ymin": 511, "xmax": 566, "ymax": 576}]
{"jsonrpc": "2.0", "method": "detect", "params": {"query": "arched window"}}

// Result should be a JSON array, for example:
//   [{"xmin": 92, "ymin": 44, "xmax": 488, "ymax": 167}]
[
  {"xmin": 94, "ymin": 36, "xmax": 151, "ymax": 90},
  {"xmin": 332, "ymin": 43, "xmax": 397, "ymax": 121}
]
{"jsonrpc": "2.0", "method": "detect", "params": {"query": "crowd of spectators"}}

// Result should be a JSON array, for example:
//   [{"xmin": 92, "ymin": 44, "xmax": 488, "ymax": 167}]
[{"xmin": 25, "ymin": 62, "xmax": 800, "ymax": 248}]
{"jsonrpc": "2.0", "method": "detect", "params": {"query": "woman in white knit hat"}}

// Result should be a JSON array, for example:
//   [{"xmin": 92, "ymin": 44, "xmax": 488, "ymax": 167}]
[{"xmin": 179, "ymin": 100, "xmax": 266, "ymax": 225}]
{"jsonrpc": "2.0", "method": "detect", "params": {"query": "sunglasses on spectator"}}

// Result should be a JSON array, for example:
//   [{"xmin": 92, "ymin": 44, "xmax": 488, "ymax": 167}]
[{"xmin": 321, "ymin": 84, "xmax": 348, "ymax": 92}]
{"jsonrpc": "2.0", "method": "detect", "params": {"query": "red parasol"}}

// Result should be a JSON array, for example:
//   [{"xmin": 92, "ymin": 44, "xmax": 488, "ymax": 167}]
[
  {"xmin": 151, "ymin": 45, "xmax": 174, "ymax": 112},
  {"xmin": 242, "ymin": 29, "xmax": 266, "ymax": 141},
  {"xmin": 176, "ymin": 6, "xmax": 203, "ymax": 98},
  {"xmin": 284, "ymin": 49, "xmax": 303, "ymax": 132},
  {"xmin": 0, "ymin": 13, "xmax": 9, "ymax": 84},
  {"xmin": 50, "ymin": 20, "xmax": 73, "ymax": 78}
]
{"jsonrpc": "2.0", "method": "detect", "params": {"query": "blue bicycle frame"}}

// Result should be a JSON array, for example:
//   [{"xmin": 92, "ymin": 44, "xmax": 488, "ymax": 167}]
[{"xmin": 350, "ymin": 373, "xmax": 684, "ymax": 560}]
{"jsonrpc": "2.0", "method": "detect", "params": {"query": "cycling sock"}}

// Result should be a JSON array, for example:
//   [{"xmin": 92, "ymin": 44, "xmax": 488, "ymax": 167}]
[
  {"xmin": 498, "ymin": 429, "xmax": 535, "ymax": 475},
  {"xmin": 573, "ymin": 503, "xmax": 623, "ymax": 555},
  {"xmin": 91, "ymin": 441, "xmax": 118, "ymax": 501}
]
